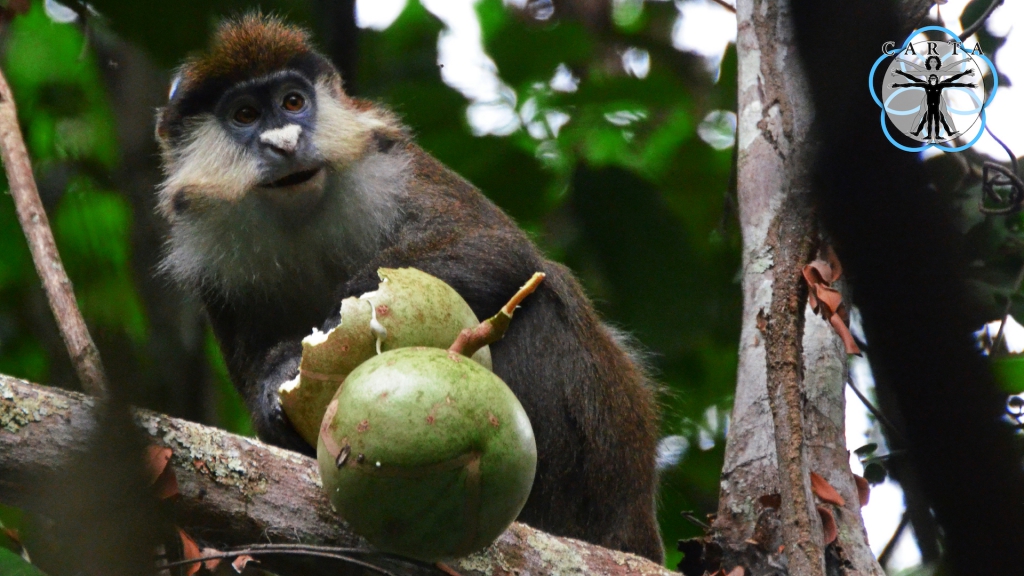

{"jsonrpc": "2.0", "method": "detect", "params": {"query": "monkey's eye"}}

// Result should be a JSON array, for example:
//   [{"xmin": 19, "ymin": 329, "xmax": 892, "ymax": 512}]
[
  {"xmin": 233, "ymin": 106, "xmax": 260, "ymax": 125},
  {"xmin": 282, "ymin": 93, "xmax": 306, "ymax": 112}
]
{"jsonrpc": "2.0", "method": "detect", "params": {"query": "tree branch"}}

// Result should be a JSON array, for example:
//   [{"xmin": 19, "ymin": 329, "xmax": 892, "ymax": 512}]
[
  {"xmin": 0, "ymin": 375, "xmax": 673, "ymax": 576},
  {"xmin": 0, "ymin": 66, "xmax": 107, "ymax": 396}
]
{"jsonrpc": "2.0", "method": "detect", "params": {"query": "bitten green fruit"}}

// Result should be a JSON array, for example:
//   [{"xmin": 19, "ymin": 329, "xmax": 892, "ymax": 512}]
[
  {"xmin": 280, "ymin": 268, "xmax": 492, "ymax": 446},
  {"xmin": 317, "ymin": 346, "xmax": 537, "ymax": 562}
]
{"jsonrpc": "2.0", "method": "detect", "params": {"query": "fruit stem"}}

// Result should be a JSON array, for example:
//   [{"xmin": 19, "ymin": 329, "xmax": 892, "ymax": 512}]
[{"xmin": 449, "ymin": 272, "xmax": 545, "ymax": 358}]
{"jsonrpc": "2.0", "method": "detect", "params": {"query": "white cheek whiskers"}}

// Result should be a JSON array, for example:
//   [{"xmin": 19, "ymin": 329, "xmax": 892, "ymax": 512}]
[
  {"xmin": 312, "ymin": 81, "xmax": 392, "ymax": 166},
  {"xmin": 158, "ymin": 115, "xmax": 262, "ymax": 217}
]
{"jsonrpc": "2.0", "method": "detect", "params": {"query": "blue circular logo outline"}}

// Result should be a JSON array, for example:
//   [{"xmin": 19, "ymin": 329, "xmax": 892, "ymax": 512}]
[{"xmin": 869, "ymin": 25, "xmax": 998, "ymax": 152}]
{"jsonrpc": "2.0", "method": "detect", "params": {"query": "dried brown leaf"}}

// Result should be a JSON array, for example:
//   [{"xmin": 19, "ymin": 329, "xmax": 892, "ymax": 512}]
[
  {"xmin": 198, "ymin": 547, "xmax": 222, "ymax": 572},
  {"xmin": 810, "ymin": 471, "xmax": 846, "ymax": 506},
  {"xmin": 144, "ymin": 446, "xmax": 172, "ymax": 483},
  {"xmin": 829, "ymin": 314, "xmax": 862, "ymax": 355},
  {"xmin": 803, "ymin": 253, "xmax": 860, "ymax": 355},
  {"xmin": 803, "ymin": 260, "xmax": 834, "ymax": 285},
  {"xmin": 178, "ymin": 528, "xmax": 202, "ymax": 576},
  {"xmin": 2, "ymin": 527, "xmax": 22, "ymax": 549},
  {"xmin": 813, "ymin": 284, "xmax": 843, "ymax": 314},
  {"xmin": 146, "ymin": 445, "xmax": 179, "ymax": 500},
  {"xmin": 232, "ymin": 555, "xmax": 256, "ymax": 573},
  {"xmin": 817, "ymin": 506, "xmax": 839, "ymax": 545},
  {"xmin": 854, "ymin": 474, "xmax": 870, "ymax": 507},
  {"xmin": 1, "ymin": 527, "xmax": 27, "ymax": 561}
]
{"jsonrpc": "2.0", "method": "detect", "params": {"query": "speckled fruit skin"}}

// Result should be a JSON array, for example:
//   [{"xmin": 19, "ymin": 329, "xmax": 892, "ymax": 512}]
[
  {"xmin": 281, "ymin": 267, "xmax": 492, "ymax": 446},
  {"xmin": 317, "ymin": 347, "xmax": 537, "ymax": 562}
]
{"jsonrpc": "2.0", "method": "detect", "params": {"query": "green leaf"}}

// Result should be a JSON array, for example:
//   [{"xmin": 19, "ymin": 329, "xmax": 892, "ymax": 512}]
[
  {"xmin": 854, "ymin": 443, "xmax": 879, "ymax": 457},
  {"xmin": 992, "ymin": 355, "xmax": 1024, "ymax": 393},
  {"xmin": 482, "ymin": 4, "xmax": 593, "ymax": 88},
  {"xmin": 5, "ymin": 3, "xmax": 119, "ymax": 167},
  {"xmin": 358, "ymin": 0, "xmax": 445, "ymax": 94},
  {"xmin": 52, "ymin": 184, "xmax": 148, "ymax": 342},
  {"xmin": 0, "ymin": 548, "xmax": 47, "ymax": 576},
  {"xmin": 613, "ymin": 0, "xmax": 646, "ymax": 33},
  {"xmin": 863, "ymin": 462, "xmax": 888, "ymax": 485}
]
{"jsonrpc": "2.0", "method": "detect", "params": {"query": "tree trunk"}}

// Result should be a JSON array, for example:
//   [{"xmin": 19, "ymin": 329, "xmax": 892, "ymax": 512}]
[{"xmin": 701, "ymin": 0, "xmax": 882, "ymax": 574}]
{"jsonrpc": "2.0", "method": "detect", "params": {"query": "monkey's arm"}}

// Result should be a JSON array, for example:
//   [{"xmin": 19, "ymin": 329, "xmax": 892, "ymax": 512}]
[{"xmin": 203, "ymin": 292, "xmax": 314, "ymax": 454}]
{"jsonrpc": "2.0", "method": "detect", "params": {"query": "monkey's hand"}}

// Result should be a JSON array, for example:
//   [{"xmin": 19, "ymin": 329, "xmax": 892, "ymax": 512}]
[{"xmin": 253, "ymin": 341, "xmax": 317, "ymax": 455}]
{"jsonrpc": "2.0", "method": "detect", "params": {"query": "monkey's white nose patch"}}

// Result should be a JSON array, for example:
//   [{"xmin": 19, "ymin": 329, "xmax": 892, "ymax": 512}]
[{"xmin": 260, "ymin": 124, "xmax": 303, "ymax": 153}]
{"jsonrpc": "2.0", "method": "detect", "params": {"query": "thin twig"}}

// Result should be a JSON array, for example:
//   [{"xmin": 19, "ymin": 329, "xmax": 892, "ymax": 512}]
[
  {"xmin": 449, "ymin": 272, "xmax": 545, "ymax": 358},
  {"xmin": 847, "ymin": 373, "xmax": 907, "ymax": 446},
  {"xmin": 977, "ymin": 127, "xmax": 1023, "ymax": 215},
  {"xmin": 680, "ymin": 510, "xmax": 711, "ymax": 531},
  {"xmin": 159, "ymin": 548, "xmax": 397, "ymax": 576},
  {"xmin": 708, "ymin": 0, "xmax": 737, "ymax": 14},
  {"xmin": 0, "ymin": 67, "xmax": 107, "ymax": 395},
  {"xmin": 435, "ymin": 562, "xmax": 464, "ymax": 576},
  {"xmin": 960, "ymin": 0, "xmax": 1003, "ymax": 41},
  {"xmin": 986, "ymin": 125, "xmax": 1019, "ymax": 176},
  {"xmin": 206, "ymin": 543, "xmax": 374, "ymax": 555},
  {"xmin": 876, "ymin": 511, "xmax": 910, "ymax": 568},
  {"xmin": 501, "ymin": 272, "xmax": 545, "ymax": 316}
]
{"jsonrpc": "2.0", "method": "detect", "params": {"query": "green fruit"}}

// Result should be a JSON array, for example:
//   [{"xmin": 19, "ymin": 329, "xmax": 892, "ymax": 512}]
[
  {"xmin": 280, "ymin": 268, "xmax": 492, "ymax": 446},
  {"xmin": 317, "ymin": 347, "xmax": 537, "ymax": 562}
]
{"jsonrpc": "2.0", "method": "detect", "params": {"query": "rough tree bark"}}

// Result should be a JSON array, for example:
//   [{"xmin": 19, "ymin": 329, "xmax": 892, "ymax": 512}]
[
  {"xmin": 0, "ymin": 375, "xmax": 674, "ymax": 576},
  {"xmin": 790, "ymin": 0, "xmax": 1024, "ymax": 572},
  {"xmin": 698, "ymin": 0, "xmax": 883, "ymax": 574}
]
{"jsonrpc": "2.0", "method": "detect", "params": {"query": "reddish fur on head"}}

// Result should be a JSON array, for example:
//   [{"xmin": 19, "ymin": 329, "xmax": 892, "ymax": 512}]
[
  {"xmin": 176, "ymin": 13, "xmax": 314, "ymax": 100},
  {"xmin": 157, "ymin": 13, "xmax": 344, "ymax": 144}
]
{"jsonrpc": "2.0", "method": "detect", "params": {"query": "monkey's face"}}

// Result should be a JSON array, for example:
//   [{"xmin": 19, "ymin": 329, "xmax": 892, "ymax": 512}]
[
  {"xmin": 156, "ymin": 71, "xmax": 335, "ymax": 218},
  {"xmin": 215, "ymin": 71, "xmax": 325, "ymax": 193},
  {"xmin": 154, "ymin": 14, "xmax": 401, "ymax": 222}
]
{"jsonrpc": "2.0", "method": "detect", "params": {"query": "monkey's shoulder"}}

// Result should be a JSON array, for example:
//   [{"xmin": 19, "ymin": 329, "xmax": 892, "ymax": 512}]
[{"xmin": 382, "ymin": 141, "xmax": 523, "ymax": 233}]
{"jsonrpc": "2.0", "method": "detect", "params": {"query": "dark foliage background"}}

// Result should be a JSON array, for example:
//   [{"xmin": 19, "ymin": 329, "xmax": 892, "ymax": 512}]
[{"xmin": 1, "ymin": 0, "xmax": 737, "ymax": 568}]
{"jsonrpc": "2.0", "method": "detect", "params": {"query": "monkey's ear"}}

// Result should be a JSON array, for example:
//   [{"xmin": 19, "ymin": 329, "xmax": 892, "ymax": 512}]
[
  {"xmin": 155, "ymin": 73, "xmax": 183, "ymax": 145},
  {"xmin": 326, "ymin": 73, "xmax": 348, "ymax": 101},
  {"xmin": 154, "ymin": 108, "xmax": 170, "ymax": 144}
]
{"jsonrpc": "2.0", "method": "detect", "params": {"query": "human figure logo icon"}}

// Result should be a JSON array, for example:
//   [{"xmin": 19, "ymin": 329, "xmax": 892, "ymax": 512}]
[{"xmin": 871, "ymin": 26, "xmax": 998, "ymax": 152}]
